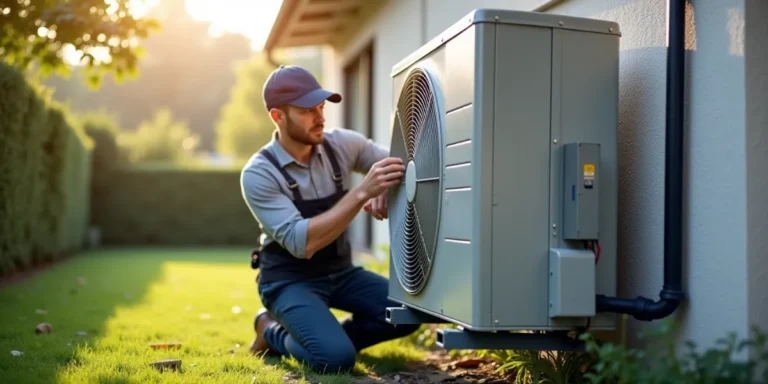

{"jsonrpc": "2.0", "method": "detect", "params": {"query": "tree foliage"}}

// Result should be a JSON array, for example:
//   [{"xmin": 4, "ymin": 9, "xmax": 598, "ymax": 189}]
[
  {"xmin": 0, "ymin": 0, "xmax": 159, "ymax": 88},
  {"xmin": 118, "ymin": 108, "xmax": 200, "ymax": 163},
  {"xmin": 215, "ymin": 53, "xmax": 277, "ymax": 160}
]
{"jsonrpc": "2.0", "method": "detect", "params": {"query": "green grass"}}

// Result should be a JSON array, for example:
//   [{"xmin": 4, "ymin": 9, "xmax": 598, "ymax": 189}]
[{"xmin": 0, "ymin": 248, "xmax": 427, "ymax": 383}]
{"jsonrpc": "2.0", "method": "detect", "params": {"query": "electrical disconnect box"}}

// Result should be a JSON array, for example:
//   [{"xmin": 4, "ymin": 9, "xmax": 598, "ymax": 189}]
[{"xmin": 563, "ymin": 142, "xmax": 600, "ymax": 240}]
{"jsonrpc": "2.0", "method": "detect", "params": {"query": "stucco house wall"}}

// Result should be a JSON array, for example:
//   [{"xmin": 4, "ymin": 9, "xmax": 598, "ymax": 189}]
[{"xmin": 269, "ymin": 0, "xmax": 767, "ymax": 351}]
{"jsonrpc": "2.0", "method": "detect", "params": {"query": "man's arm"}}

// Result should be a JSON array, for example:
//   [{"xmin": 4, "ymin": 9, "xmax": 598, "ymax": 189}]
[
  {"xmin": 242, "ymin": 157, "xmax": 403, "ymax": 259},
  {"xmin": 241, "ymin": 167, "xmax": 310, "ymax": 259},
  {"xmin": 306, "ymin": 156, "xmax": 404, "ymax": 258},
  {"xmin": 304, "ymin": 186, "xmax": 369, "ymax": 258},
  {"xmin": 331, "ymin": 128, "xmax": 389, "ymax": 174}
]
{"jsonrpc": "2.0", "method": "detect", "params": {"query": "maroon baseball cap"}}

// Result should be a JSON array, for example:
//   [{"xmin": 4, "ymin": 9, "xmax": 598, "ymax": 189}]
[{"xmin": 262, "ymin": 65, "xmax": 342, "ymax": 111}]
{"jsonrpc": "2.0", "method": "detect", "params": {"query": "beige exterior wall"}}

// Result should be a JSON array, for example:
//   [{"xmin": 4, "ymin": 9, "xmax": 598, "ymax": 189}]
[{"xmin": 320, "ymin": 0, "xmax": 766, "ymax": 350}]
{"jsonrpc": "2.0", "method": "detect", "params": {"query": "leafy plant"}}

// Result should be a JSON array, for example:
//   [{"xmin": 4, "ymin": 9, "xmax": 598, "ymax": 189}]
[
  {"xmin": 481, "ymin": 346, "xmax": 595, "ymax": 384},
  {"xmin": 581, "ymin": 320, "xmax": 768, "ymax": 384}
]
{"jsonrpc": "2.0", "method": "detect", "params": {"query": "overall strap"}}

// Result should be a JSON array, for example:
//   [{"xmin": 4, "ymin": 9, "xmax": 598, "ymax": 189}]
[
  {"xmin": 261, "ymin": 149, "xmax": 302, "ymax": 201},
  {"xmin": 321, "ymin": 140, "xmax": 344, "ymax": 193}
]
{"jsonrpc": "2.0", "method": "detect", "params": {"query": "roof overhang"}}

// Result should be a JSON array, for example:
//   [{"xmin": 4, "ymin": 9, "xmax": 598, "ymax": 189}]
[{"xmin": 263, "ymin": 0, "xmax": 382, "ymax": 64}]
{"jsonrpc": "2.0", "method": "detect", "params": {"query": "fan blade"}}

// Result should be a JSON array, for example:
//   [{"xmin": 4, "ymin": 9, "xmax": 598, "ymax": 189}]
[
  {"xmin": 411, "ymin": 208, "xmax": 431, "ymax": 276},
  {"xmin": 390, "ymin": 111, "xmax": 408, "ymax": 163},
  {"xmin": 413, "ymin": 179, "xmax": 439, "ymax": 262},
  {"xmin": 403, "ymin": 203, "xmax": 425, "ymax": 289},
  {"xmin": 414, "ymin": 102, "xmax": 440, "ymax": 180},
  {"xmin": 387, "ymin": 180, "xmax": 408, "ymax": 239}
]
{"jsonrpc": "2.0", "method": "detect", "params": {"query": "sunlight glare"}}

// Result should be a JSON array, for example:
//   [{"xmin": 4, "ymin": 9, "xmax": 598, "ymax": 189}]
[
  {"xmin": 185, "ymin": 0, "xmax": 283, "ymax": 50},
  {"xmin": 63, "ymin": 0, "xmax": 282, "ymax": 66}
]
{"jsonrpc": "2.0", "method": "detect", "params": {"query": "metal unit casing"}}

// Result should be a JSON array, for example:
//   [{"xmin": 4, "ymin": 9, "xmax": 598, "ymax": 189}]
[{"xmin": 387, "ymin": 8, "xmax": 620, "ymax": 332}]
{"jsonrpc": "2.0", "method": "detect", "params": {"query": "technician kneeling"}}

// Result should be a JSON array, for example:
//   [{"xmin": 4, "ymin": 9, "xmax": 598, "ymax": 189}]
[{"xmin": 240, "ymin": 65, "xmax": 419, "ymax": 373}]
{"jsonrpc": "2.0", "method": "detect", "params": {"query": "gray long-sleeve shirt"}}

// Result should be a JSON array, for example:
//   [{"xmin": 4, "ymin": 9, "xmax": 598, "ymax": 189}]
[{"xmin": 240, "ymin": 128, "xmax": 389, "ymax": 259}]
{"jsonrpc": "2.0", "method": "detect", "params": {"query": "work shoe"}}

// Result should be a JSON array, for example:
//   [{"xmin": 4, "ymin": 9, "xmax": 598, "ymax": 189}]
[{"xmin": 249, "ymin": 308, "xmax": 276, "ymax": 355}]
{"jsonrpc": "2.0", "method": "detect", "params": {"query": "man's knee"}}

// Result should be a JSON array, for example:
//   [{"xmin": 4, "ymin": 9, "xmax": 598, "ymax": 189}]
[{"xmin": 311, "ymin": 341, "xmax": 357, "ymax": 373}]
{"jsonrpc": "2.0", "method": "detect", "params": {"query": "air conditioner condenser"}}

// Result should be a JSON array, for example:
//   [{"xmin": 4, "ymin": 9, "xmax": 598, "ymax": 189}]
[{"xmin": 384, "ymin": 8, "xmax": 621, "ymax": 351}]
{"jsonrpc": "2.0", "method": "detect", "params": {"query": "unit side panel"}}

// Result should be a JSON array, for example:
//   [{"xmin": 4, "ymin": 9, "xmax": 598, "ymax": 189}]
[
  {"xmin": 548, "ymin": 29, "xmax": 620, "ymax": 330},
  {"xmin": 445, "ymin": 25, "xmax": 476, "ymax": 112},
  {"xmin": 444, "ymin": 104, "xmax": 474, "ymax": 191},
  {"xmin": 490, "ymin": 24, "xmax": 553, "ymax": 329},
  {"xmin": 437, "ymin": 220, "xmax": 475, "ymax": 325},
  {"xmin": 471, "ymin": 22, "xmax": 496, "ymax": 329}
]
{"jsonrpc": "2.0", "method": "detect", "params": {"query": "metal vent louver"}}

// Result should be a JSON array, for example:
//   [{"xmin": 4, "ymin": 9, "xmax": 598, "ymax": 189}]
[{"xmin": 388, "ymin": 67, "xmax": 443, "ymax": 295}]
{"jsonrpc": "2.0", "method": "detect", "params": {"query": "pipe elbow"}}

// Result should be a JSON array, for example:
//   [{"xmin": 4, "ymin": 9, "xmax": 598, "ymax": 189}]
[{"xmin": 635, "ymin": 297, "xmax": 680, "ymax": 321}]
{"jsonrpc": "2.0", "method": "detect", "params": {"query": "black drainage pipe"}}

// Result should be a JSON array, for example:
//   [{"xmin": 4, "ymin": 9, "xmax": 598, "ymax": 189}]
[{"xmin": 596, "ymin": 0, "xmax": 686, "ymax": 321}]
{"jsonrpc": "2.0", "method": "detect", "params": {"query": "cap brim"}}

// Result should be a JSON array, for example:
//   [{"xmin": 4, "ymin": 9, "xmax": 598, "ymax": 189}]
[{"xmin": 288, "ymin": 88, "xmax": 342, "ymax": 108}]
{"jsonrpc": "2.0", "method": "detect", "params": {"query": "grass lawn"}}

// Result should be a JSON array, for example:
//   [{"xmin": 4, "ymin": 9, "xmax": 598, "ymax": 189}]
[{"xmin": 0, "ymin": 248, "xmax": 428, "ymax": 384}]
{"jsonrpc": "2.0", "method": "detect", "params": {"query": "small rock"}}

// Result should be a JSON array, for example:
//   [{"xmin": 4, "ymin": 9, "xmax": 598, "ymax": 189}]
[
  {"xmin": 149, "ymin": 359, "xmax": 181, "ymax": 372},
  {"xmin": 35, "ymin": 309, "xmax": 48, "ymax": 315},
  {"xmin": 394, "ymin": 374, "xmax": 401, "ymax": 382},
  {"xmin": 76, "ymin": 331, "xmax": 87, "ymax": 337},
  {"xmin": 35, "ymin": 323, "xmax": 52, "ymax": 334},
  {"xmin": 149, "ymin": 343, "xmax": 182, "ymax": 350},
  {"xmin": 10, "ymin": 350, "xmax": 23, "ymax": 357}
]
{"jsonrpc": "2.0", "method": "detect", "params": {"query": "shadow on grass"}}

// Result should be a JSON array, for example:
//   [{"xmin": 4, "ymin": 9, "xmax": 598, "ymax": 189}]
[
  {"xmin": 0, "ymin": 247, "xmax": 435, "ymax": 384},
  {"xmin": 0, "ymin": 246, "xmax": 253, "ymax": 384}
]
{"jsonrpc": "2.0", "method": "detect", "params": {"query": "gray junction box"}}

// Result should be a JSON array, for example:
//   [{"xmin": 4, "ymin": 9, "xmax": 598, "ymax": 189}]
[{"xmin": 384, "ymin": 9, "xmax": 620, "ymax": 343}]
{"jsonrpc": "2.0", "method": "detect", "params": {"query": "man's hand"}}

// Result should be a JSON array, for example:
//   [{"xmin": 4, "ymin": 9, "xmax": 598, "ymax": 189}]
[
  {"xmin": 364, "ymin": 194, "xmax": 388, "ymax": 220},
  {"xmin": 357, "ymin": 157, "xmax": 404, "ymax": 200}
]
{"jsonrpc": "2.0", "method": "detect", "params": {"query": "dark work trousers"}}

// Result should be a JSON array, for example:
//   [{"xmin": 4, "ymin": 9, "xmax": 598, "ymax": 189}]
[{"xmin": 257, "ymin": 266, "xmax": 420, "ymax": 373}]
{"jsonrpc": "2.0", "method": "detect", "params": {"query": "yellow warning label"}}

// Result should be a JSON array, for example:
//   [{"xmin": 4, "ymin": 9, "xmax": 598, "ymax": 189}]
[{"xmin": 584, "ymin": 164, "xmax": 595, "ymax": 178}]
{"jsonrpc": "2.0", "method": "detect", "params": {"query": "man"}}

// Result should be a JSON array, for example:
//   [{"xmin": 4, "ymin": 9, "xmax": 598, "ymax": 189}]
[{"xmin": 240, "ymin": 65, "xmax": 420, "ymax": 374}]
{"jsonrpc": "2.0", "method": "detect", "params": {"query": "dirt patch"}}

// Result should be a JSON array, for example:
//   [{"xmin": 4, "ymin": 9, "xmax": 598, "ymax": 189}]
[
  {"xmin": 276, "ymin": 351, "xmax": 513, "ymax": 384},
  {"xmin": 356, "ymin": 351, "xmax": 513, "ymax": 384}
]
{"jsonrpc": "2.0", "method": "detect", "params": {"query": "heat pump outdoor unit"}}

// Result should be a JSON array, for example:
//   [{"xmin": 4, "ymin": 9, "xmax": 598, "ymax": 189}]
[{"xmin": 385, "ymin": 9, "xmax": 621, "ymax": 350}]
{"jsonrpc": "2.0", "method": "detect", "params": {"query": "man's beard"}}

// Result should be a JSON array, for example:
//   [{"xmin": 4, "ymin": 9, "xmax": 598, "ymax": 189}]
[{"xmin": 285, "ymin": 119, "xmax": 323, "ymax": 145}]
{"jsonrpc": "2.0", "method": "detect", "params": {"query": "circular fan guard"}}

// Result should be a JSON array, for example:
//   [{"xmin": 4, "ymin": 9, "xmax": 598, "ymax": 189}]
[{"xmin": 388, "ymin": 67, "xmax": 443, "ymax": 295}]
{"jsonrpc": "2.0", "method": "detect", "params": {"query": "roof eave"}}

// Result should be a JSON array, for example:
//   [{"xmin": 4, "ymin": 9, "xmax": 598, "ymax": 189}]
[{"xmin": 263, "ymin": 0, "xmax": 382, "ymax": 63}]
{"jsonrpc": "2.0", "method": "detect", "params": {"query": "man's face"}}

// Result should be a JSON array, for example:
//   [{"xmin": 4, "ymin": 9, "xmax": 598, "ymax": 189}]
[{"xmin": 276, "ymin": 102, "xmax": 326, "ymax": 146}]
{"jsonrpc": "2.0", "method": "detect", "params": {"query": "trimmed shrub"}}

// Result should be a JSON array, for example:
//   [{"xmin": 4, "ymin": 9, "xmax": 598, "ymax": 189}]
[
  {"xmin": 91, "ymin": 166, "xmax": 260, "ymax": 246},
  {"xmin": 0, "ymin": 63, "xmax": 93, "ymax": 275}
]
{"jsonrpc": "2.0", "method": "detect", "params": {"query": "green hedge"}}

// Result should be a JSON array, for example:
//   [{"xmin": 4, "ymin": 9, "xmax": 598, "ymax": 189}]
[
  {"xmin": 91, "ymin": 166, "xmax": 261, "ymax": 246},
  {"xmin": 0, "ymin": 63, "xmax": 93, "ymax": 276}
]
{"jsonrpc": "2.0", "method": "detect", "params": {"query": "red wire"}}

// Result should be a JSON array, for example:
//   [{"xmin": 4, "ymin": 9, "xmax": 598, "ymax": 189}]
[{"xmin": 584, "ymin": 240, "xmax": 602, "ymax": 331}]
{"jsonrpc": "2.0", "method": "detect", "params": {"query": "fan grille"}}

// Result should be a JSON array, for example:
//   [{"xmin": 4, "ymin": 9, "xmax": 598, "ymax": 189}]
[{"xmin": 388, "ymin": 67, "xmax": 442, "ymax": 295}]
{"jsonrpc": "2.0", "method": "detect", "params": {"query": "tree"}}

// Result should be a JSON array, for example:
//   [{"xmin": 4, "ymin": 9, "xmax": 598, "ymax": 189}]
[
  {"xmin": 215, "ymin": 53, "xmax": 277, "ymax": 160},
  {"xmin": 0, "ymin": 0, "xmax": 159, "ymax": 88},
  {"xmin": 119, "ymin": 108, "xmax": 200, "ymax": 163}
]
